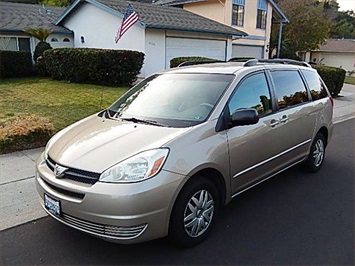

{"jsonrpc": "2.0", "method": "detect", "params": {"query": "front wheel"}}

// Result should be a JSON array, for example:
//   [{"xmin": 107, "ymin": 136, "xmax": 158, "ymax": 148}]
[
  {"xmin": 304, "ymin": 133, "xmax": 326, "ymax": 172},
  {"xmin": 169, "ymin": 177, "xmax": 219, "ymax": 247}
]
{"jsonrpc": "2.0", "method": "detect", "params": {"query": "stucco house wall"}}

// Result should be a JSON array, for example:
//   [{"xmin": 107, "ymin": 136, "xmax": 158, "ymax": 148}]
[
  {"xmin": 304, "ymin": 39, "xmax": 355, "ymax": 74},
  {"xmin": 62, "ymin": 2, "xmax": 145, "ymax": 51},
  {"xmin": 310, "ymin": 52, "xmax": 355, "ymax": 73},
  {"xmin": 183, "ymin": 0, "xmax": 274, "ymax": 59},
  {"xmin": 57, "ymin": 0, "xmax": 244, "ymax": 77}
]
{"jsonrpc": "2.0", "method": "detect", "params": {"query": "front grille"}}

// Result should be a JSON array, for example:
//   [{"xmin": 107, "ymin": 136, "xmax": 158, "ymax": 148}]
[
  {"xmin": 42, "ymin": 178, "xmax": 85, "ymax": 200},
  {"xmin": 46, "ymin": 156, "xmax": 100, "ymax": 184},
  {"xmin": 61, "ymin": 213, "xmax": 148, "ymax": 239}
]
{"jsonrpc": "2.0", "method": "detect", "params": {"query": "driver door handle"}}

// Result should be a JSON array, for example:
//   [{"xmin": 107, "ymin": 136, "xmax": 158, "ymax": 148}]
[{"xmin": 270, "ymin": 119, "xmax": 279, "ymax": 127}]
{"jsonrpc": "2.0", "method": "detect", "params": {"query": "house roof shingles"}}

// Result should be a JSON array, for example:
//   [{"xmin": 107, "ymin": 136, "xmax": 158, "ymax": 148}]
[
  {"xmin": 315, "ymin": 39, "xmax": 355, "ymax": 53},
  {"xmin": 59, "ymin": 0, "xmax": 247, "ymax": 37},
  {"xmin": 0, "ymin": 2, "xmax": 72, "ymax": 34}
]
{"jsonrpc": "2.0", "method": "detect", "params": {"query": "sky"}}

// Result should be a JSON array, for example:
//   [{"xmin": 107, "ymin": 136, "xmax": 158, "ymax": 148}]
[{"xmin": 337, "ymin": 0, "xmax": 355, "ymax": 11}]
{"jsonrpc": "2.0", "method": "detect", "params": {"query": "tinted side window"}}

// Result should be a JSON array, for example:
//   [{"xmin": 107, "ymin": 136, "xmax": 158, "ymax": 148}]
[
  {"xmin": 228, "ymin": 72, "xmax": 272, "ymax": 116},
  {"xmin": 270, "ymin": 70, "xmax": 309, "ymax": 110},
  {"xmin": 301, "ymin": 70, "xmax": 328, "ymax": 100}
]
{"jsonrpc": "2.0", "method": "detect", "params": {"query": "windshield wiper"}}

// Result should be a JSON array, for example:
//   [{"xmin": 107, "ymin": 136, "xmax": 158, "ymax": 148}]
[{"xmin": 121, "ymin": 117, "xmax": 169, "ymax": 127}]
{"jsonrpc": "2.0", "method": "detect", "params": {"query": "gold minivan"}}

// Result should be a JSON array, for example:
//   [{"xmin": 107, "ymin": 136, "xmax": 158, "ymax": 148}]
[{"xmin": 36, "ymin": 60, "xmax": 333, "ymax": 246}]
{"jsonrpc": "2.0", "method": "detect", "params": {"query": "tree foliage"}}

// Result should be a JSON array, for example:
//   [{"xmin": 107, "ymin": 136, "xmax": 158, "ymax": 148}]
[
  {"xmin": 24, "ymin": 27, "xmax": 52, "ymax": 42},
  {"xmin": 39, "ymin": 0, "xmax": 71, "ymax": 7},
  {"xmin": 331, "ymin": 11, "xmax": 355, "ymax": 38},
  {"xmin": 24, "ymin": 28, "xmax": 53, "ymax": 61},
  {"xmin": 270, "ymin": 0, "xmax": 331, "ymax": 58}
]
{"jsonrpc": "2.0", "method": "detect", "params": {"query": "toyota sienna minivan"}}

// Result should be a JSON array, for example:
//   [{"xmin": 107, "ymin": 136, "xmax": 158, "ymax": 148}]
[{"xmin": 36, "ymin": 59, "xmax": 333, "ymax": 246}]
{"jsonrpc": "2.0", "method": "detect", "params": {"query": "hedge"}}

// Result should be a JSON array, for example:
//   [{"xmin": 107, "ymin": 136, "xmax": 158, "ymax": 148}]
[
  {"xmin": 0, "ymin": 115, "xmax": 54, "ymax": 154},
  {"xmin": 42, "ymin": 48, "xmax": 144, "ymax": 86},
  {"xmin": 228, "ymin": 57, "xmax": 255, "ymax": 62},
  {"xmin": 170, "ymin": 56, "xmax": 218, "ymax": 68},
  {"xmin": 0, "ymin": 51, "xmax": 33, "ymax": 79},
  {"xmin": 312, "ymin": 65, "xmax": 346, "ymax": 97}
]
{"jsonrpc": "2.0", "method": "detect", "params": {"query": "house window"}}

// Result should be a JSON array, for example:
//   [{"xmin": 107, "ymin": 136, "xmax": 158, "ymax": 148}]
[
  {"xmin": 51, "ymin": 38, "xmax": 59, "ymax": 42},
  {"xmin": 232, "ymin": 0, "xmax": 245, "ymax": 26},
  {"xmin": 0, "ymin": 37, "xmax": 30, "ymax": 52},
  {"xmin": 63, "ymin": 38, "xmax": 71, "ymax": 42},
  {"xmin": 18, "ymin": 38, "xmax": 31, "ymax": 52},
  {"xmin": 0, "ymin": 37, "xmax": 17, "ymax": 51},
  {"xmin": 256, "ymin": 0, "xmax": 267, "ymax": 29}
]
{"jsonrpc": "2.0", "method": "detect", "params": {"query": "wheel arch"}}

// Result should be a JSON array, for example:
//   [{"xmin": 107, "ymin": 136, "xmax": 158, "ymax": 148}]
[{"xmin": 317, "ymin": 126, "xmax": 329, "ymax": 147}]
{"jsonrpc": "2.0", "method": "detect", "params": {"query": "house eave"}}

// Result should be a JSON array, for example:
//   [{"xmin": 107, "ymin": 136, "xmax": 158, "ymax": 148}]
[
  {"xmin": 0, "ymin": 29, "xmax": 72, "ymax": 35},
  {"xmin": 269, "ymin": 0, "xmax": 289, "ymax": 23},
  {"xmin": 146, "ymin": 25, "xmax": 244, "ymax": 37},
  {"xmin": 311, "ymin": 50, "xmax": 355, "ymax": 53},
  {"xmin": 56, "ymin": 0, "xmax": 145, "ymax": 28}
]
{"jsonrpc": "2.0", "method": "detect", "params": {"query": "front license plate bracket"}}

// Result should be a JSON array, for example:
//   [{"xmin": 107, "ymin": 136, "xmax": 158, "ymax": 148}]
[{"xmin": 44, "ymin": 193, "xmax": 61, "ymax": 216}]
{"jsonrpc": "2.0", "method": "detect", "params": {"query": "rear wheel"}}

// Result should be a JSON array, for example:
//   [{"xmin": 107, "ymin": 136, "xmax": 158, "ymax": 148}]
[
  {"xmin": 304, "ymin": 133, "xmax": 326, "ymax": 172},
  {"xmin": 169, "ymin": 177, "xmax": 219, "ymax": 247}
]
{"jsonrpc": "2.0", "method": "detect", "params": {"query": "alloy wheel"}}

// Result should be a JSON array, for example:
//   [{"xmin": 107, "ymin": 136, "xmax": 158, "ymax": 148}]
[
  {"xmin": 313, "ymin": 139, "xmax": 325, "ymax": 167},
  {"xmin": 183, "ymin": 189, "xmax": 214, "ymax": 237}
]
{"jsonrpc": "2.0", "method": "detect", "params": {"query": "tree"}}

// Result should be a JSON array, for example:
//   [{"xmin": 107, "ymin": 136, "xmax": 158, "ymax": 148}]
[
  {"xmin": 270, "ymin": 0, "xmax": 330, "ymax": 58},
  {"xmin": 39, "ymin": 0, "xmax": 71, "ymax": 7},
  {"xmin": 330, "ymin": 11, "xmax": 355, "ymax": 38},
  {"xmin": 24, "ymin": 27, "xmax": 52, "ymax": 42},
  {"xmin": 24, "ymin": 27, "xmax": 53, "ymax": 61}
]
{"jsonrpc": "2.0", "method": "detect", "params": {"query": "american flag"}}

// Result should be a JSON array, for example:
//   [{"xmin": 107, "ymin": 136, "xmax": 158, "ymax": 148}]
[{"xmin": 115, "ymin": 4, "xmax": 140, "ymax": 43}]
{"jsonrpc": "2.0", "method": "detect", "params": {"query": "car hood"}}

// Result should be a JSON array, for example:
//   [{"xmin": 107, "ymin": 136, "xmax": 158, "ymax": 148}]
[{"xmin": 47, "ymin": 114, "xmax": 190, "ymax": 173}]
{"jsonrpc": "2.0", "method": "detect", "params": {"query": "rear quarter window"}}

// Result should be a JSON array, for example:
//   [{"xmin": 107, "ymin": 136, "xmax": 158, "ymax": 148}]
[
  {"xmin": 270, "ymin": 70, "xmax": 309, "ymax": 110},
  {"xmin": 301, "ymin": 70, "xmax": 328, "ymax": 100}
]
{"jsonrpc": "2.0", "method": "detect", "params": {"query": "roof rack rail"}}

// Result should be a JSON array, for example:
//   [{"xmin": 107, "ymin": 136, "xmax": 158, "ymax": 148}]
[
  {"xmin": 177, "ymin": 60, "xmax": 223, "ymax": 67},
  {"xmin": 243, "ymin": 58, "xmax": 312, "ymax": 68}
]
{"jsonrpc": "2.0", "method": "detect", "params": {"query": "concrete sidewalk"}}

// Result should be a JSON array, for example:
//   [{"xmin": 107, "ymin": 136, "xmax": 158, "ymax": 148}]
[{"xmin": 1, "ymin": 84, "xmax": 354, "ymax": 231}]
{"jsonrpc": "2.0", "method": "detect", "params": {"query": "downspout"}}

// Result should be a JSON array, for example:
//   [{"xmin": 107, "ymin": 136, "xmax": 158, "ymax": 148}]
[{"xmin": 277, "ymin": 21, "xmax": 283, "ymax": 58}]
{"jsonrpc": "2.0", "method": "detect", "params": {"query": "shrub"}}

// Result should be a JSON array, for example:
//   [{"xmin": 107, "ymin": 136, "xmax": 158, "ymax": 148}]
[
  {"xmin": 312, "ymin": 65, "xmax": 346, "ymax": 97},
  {"xmin": 34, "ymin": 56, "xmax": 49, "ymax": 77},
  {"xmin": 43, "ymin": 48, "xmax": 144, "ymax": 86},
  {"xmin": 0, "ymin": 115, "xmax": 54, "ymax": 154},
  {"xmin": 170, "ymin": 56, "xmax": 217, "ymax": 68},
  {"xmin": 229, "ymin": 57, "xmax": 255, "ymax": 62},
  {"xmin": 34, "ymin": 41, "xmax": 52, "ymax": 62},
  {"xmin": 0, "ymin": 51, "xmax": 33, "ymax": 79}
]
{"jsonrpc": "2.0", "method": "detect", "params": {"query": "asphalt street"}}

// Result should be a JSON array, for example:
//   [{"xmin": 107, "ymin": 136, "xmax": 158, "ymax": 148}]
[{"xmin": 0, "ymin": 118, "xmax": 354, "ymax": 265}]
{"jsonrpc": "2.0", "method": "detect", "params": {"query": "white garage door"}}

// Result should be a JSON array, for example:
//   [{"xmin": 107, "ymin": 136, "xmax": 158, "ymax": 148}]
[
  {"xmin": 166, "ymin": 37, "xmax": 227, "ymax": 68},
  {"xmin": 232, "ymin": 44, "xmax": 263, "ymax": 59}
]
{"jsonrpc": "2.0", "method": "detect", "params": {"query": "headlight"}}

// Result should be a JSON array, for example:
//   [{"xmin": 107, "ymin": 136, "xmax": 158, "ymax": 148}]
[{"xmin": 99, "ymin": 148, "xmax": 169, "ymax": 183}]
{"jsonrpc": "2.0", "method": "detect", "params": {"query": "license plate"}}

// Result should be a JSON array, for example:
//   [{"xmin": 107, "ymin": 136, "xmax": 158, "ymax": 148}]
[{"xmin": 44, "ymin": 194, "xmax": 61, "ymax": 216}]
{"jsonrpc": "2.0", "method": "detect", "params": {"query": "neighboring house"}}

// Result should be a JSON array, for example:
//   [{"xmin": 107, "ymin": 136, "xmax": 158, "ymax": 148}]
[
  {"xmin": 155, "ymin": 0, "xmax": 289, "ymax": 59},
  {"xmin": 303, "ymin": 39, "xmax": 355, "ymax": 74},
  {"xmin": 0, "ymin": 2, "xmax": 74, "ymax": 55},
  {"xmin": 55, "ymin": 0, "xmax": 246, "ymax": 76}
]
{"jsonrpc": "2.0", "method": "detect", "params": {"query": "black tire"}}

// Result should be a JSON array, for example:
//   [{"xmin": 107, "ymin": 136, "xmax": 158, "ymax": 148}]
[
  {"xmin": 304, "ymin": 133, "xmax": 326, "ymax": 172},
  {"xmin": 169, "ymin": 176, "xmax": 219, "ymax": 247}
]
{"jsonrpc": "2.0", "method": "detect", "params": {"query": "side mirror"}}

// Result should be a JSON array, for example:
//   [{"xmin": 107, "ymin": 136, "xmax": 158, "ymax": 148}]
[{"xmin": 230, "ymin": 109, "xmax": 259, "ymax": 126}]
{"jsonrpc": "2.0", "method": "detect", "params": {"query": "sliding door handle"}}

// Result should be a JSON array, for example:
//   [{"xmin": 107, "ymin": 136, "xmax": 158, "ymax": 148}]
[{"xmin": 280, "ymin": 115, "xmax": 289, "ymax": 123}]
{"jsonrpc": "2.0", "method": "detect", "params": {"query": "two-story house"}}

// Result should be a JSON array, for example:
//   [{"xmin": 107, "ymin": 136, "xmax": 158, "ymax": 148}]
[{"xmin": 156, "ymin": 0, "xmax": 289, "ymax": 59}]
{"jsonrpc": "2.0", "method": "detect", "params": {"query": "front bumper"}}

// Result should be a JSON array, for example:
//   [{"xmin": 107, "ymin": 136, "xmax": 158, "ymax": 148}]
[{"xmin": 35, "ymin": 153, "xmax": 184, "ymax": 244}]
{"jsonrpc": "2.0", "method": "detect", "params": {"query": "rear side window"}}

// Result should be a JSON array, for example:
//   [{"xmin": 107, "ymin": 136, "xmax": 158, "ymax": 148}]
[
  {"xmin": 301, "ymin": 70, "xmax": 328, "ymax": 100},
  {"xmin": 270, "ymin": 70, "xmax": 309, "ymax": 110}
]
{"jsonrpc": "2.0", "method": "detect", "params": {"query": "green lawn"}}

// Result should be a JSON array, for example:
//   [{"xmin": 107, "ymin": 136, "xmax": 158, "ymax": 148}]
[
  {"xmin": 345, "ymin": 76, "xmax": 355, "ymax": 85},
  {"xmin": 0, "ymin": 78, "xmax": 128, "ymax": 131}
]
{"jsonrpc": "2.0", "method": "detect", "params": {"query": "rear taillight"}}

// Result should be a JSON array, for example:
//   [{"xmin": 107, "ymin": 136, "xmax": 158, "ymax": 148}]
[{"xmin": 329, "ymin": 96, "xmax": 334, "ymax": 107}]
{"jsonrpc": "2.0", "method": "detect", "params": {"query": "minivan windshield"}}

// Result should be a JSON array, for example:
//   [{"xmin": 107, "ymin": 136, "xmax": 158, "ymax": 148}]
[{"xmin": 108, "ymin": 73, "xmax": 234, "ymax": 127}]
